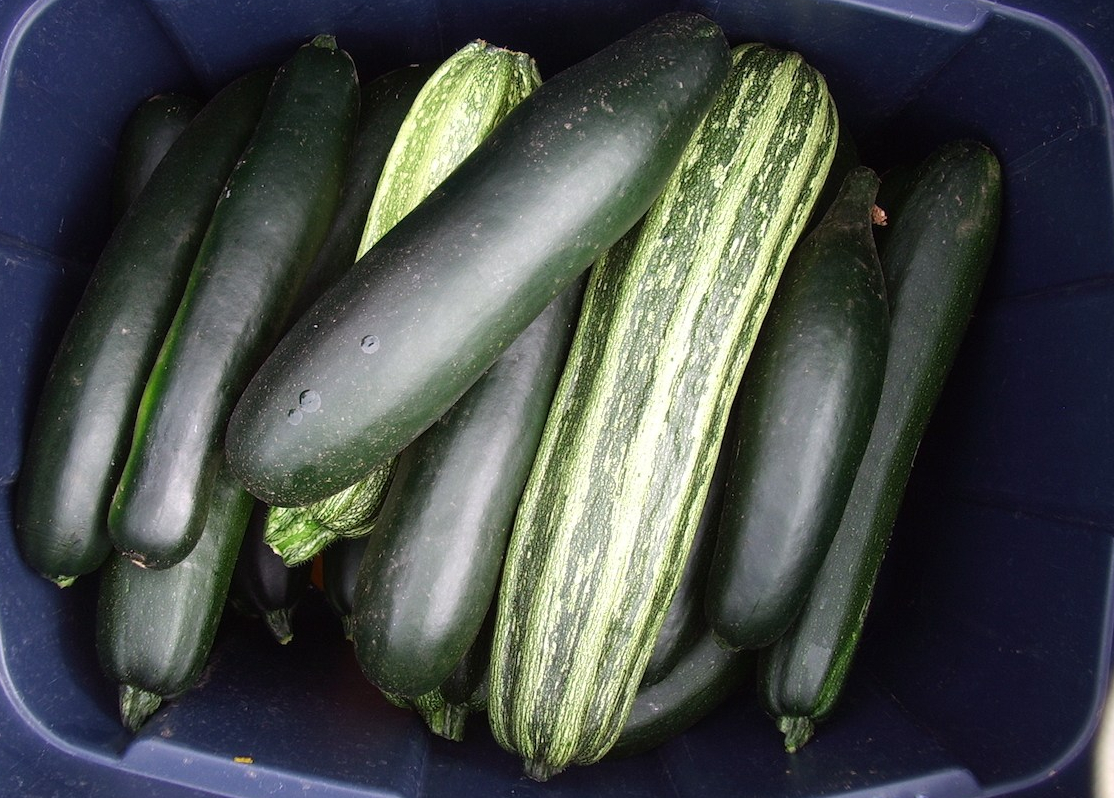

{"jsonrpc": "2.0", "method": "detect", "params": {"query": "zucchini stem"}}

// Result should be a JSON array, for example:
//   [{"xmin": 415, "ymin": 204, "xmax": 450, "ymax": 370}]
[
  {"xmin": 777, "ymin": 715, "xmax": 815, "ymax": 752},
  {"xmin": 120, "ymin": 684, "xmax": 162, "ymax": 732}
]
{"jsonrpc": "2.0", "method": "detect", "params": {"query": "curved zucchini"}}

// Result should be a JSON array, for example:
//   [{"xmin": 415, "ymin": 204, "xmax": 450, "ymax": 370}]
[
  {"xmin": 351, "ymin": 277, "xmax": 583, "ymax": 700},
  {"xmin": 224, "ymin": 12, "xmax": 732, "ymax": 508},
  {"xmin": 108, "ymin": 35, "xmax": 359, "ymax": 568},
  {"xmin": 111, "ymin": 93, "xmax": 202, "ymax": 222},
  {"xmin": 609, "ymin": 631, "xmax": 752, "ymax": 759},
  {"xmin": 705, "ymin": 166, "xmax": 890, "ymax": 651},
  {"xmin": 356, "ymin": 40, "xmax": 541, "ymax": 258},
  {"xmin": 95, "ymin": 463, "xmax": 254, "ymax": 732},
  {"xmin": 489, "ymin": 42, "xmax": 837, "ymax": 780},
  {"xmin": 14, "ymin": 68, "xmax": 274, "ymax": 587},
  {"xmin": 759, "ymin": 140, "xmax": 1003, "ymax": 752},
  {"xmin": 229, "ymin": 502, "xmax": 312, "ymax": 644}
]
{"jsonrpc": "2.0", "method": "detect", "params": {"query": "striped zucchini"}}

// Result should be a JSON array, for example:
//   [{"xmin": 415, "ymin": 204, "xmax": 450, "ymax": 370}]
[
  {"xmin": 488, "ymin": 43, "xmax": 838, "ymax": 780},
  {"xmin": 262, "ymin": 40, "xmax": 541, "ymax": 566},
  {"xmin": 264, "ymin": 464, "xmax": 395, "ymax": 566},
  {"xmin": 356, "ymin": 39, "xmax": 542, "ymax": 258}
]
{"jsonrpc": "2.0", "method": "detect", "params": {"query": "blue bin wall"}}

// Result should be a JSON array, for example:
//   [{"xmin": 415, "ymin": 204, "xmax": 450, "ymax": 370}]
[{"xmin": 1, "ymin": 1, "xmax": 1111, "ymax": 796}]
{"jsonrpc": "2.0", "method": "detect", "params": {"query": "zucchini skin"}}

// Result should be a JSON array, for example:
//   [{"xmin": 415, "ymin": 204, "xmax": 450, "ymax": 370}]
[
  {"xmin": 609, "ymin": 631, "xmax": 752, "ymax": 759},
  {"xmin": 14, "ymin": 69, "xmax": 274, "ymax": 586},
  {"xmin": 224, "ymin": 12, "xmax": 732, "ymax": 507},
  {"xmin": 262, "ymin": 503, "xmax": 338, "ymax": 567},
  {"xmin": 705, "ymin": 166, "xmax": 889, "ymax": 651},
  {"xmin": 292, "ymin": 62, "xmax": 436, "ymax": 319},
  {"xmin": 229, "ymin": 502, "xmax": 312, "ymax": 645},
  {"xmin": 95, "ymin": 463, "xmax": 254, "ymax": 732},
  {"xmin": 640, "ymin": 418, "xmax": 732, "ymax": 687},
  {"xmin": 111, "ymin": 93, "xmax": 202, "ymax": 223},
  {"xmin": 759, "ymin": 140, "xmax": 1002, "ymax": 752},
  {"xmin": 108, "ymin": 36, "xmax": 359, "ymax": 568},
  {"xmin": 321, "ymin": 533, "xmax": 369, "ymax": 639},
  {"xmin": 351, "ymin": 278, "xmax": 583, "ymax": 699},
  {"xmin": 489, "ymin": 43, "xmax": 837, "ymax": 780}
]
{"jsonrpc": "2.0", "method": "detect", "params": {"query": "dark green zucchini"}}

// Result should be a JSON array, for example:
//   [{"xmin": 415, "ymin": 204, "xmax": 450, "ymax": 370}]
[
  {"xmin": 109, "ymin": 35, "xmax": 360, "ymax": 568},
  {"xmin": 609, "ymin": 630, "xmax": 752, "ymax": 759},
  {"xmin": 96, "ymin": 463, "xmax": 254, "ymax": 732},
  {"xmin": 705, "ymin": 166, "xmax": 890, "ymax": 651},
  {"xmin": 225, "ymin": 12, "xmax": 732, "ymax": 507},
  {"xmin": 352, "ymin": 278, "xmax": 584, "ymax": 700},
  {"xmin": 111, "ymin": 93, "xmax": 202, "ymax": 223},
  {"xmin": 291, "ymin": 62, "xmax": 436, "ymax": 319},
  {"xmin": 228, "ymin": 502, "xmax": 313, "ymax": 644},
  {"xmin": 759, "ymin": 140, "xmax": 1003, "ymax": 752},
  {"xmin": 14, "ymin": 68, "xmax": 274, "ymax": 587},
  {"xmin": 321, "ymin": 533, "xmax": 370, "ymax": 639}
]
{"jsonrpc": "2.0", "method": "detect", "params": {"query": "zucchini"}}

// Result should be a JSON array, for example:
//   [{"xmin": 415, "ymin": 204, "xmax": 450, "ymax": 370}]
[
  {"xmin": 488, "ymin": 42, "xmax": 837, "ymax": 780},
  {"xmin": 224, "ymin": 12, "xmax": 732, "ymax": 507},
  {"xmin": 95, "ymin": 462, "xmax": 254, "ymax": 732},
  {"xmin": 758, "ymin": 139, "xmax": 1002, "ymax": 752},
  {"xmin": 351, "ymin": 277, "xmax": 583, "ymax": 700},
  {"xmin": 355, "ymin": 39, "xmax": 542, "ymax": 258},
  {"xmin": 264, "ymin": 39, "xmax": 541, "ymax": 567},
  {"xmin": 321, "ymin": 534, "xmax": 370, "ymax": 639},
  {"xmin": 229, "ymin": 502, "xmax": 312, "ymax": 644},
  {"xmin": 292, "ymin": 63, "xmax": 437, "ymax": 319},
  {"xmin": 108, "ymin": 35, "xmax": 360, "ymax": 568},
  {"xmin": 264, "ymin": 460, "xmax": 397, "ymax": 568},
  {"xmin": 111, "ymin": 93, "xmax": 202, "ymax": 223},
  {"xmin": 308, "ymin": 463, "xmax": 396, "ymax": 537},
  {"xmin": 14, "ymin": 68, "xmax": 274, "ymax": 587},
  {"xmin": 609, "ymin": 630, "xmax": 753, "ymax": 759},
  {"xmin": 262, "ymin": 503, "xmax": 337, "ymax": 568},
  {"xmin": 705, "ymin": 166, "xmax": 890, "ymax": 651}
]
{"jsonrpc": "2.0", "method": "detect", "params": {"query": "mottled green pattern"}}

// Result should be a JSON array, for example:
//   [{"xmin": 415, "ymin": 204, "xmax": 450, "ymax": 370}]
[
  {"xmin": 489, "ymin": 43, "xmax": 837, "ymax": 778},
  {"xmin": 357, "ymin": 41, "xmax": 541, "ymax": 255}
]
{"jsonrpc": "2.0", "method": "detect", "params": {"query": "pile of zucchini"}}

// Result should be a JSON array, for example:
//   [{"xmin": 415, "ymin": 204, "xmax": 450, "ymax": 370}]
[{"xmin": 13, "ymin": 12, "xmax": 1001, "ymax": 778}]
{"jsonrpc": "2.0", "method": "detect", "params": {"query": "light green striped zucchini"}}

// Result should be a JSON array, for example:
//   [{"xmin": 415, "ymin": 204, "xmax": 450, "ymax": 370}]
[
  {"xmin": 488, "ymin": 42, "xmax": 838, "ymax": 781},
  {"xmin": 263, "ymin": 464, "xmax": 396, "ymax": 566},
  {"xmin": 265, "ymin": 40, "xmax": 542, "ymax": 565},
  {"xmin": 355, "ymin": 39, "xmax": 542, "ymax": 257}
]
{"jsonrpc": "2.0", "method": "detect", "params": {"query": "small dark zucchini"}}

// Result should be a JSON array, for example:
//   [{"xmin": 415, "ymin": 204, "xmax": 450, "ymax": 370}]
[
  {"xmin": 228, "ymin": 502, "xmax": 313, "ymax": 645},
  {"xmin": 610, "ymin": 630, "xmax": 752, "ymax": 759},
  {"xmin": 111, "ymin": 93, "xmax": 202, "ymax": 222},
  {"xmin": 96, "ymin": 463, "xmax": 254, "ymax": 732},
  {"xmin": 321, "ymin": 533, "xmax": 369, "ymax": 640},
  {"xmin": 705, "ymin": 166, "xmax": 890, "ymax": 651}
]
